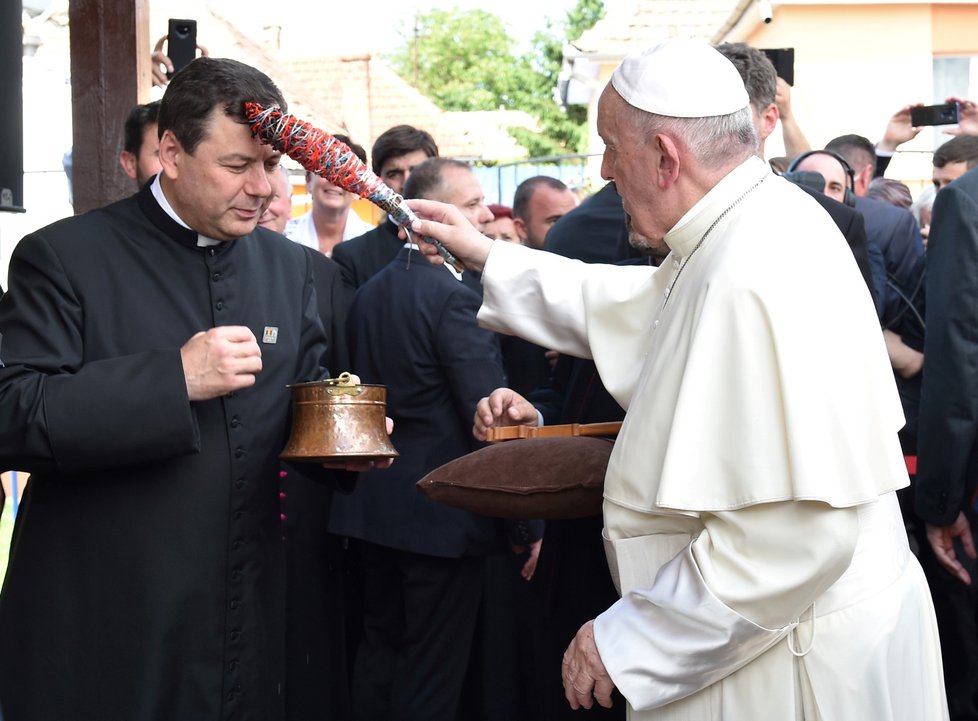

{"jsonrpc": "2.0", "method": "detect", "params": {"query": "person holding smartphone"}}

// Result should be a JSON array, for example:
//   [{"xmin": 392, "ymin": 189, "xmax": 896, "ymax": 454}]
[
  {"xmin": 875, "ymin": 97, "xmax": 978, "ymax": 177},
  {"xmin": 150, "ymin": 21, "xmax": 209, "ymax": 87}
]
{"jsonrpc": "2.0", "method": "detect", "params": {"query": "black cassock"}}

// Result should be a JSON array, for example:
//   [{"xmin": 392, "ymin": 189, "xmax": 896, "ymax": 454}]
[{"xmin": 0, "ymin": 183, "xmax": 342, "ymax": 721}]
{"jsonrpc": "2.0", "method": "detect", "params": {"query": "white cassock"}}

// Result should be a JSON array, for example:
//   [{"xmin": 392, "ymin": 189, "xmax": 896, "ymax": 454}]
[{"xmin": 477, "ymin": 156, "xmax": 948, "ymax": 720}]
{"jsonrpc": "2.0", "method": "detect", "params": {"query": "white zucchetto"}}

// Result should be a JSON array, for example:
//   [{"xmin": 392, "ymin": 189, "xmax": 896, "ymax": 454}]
[{"xmin": 611, "ymin": 38, "xmax": 749, "ymax": 118}]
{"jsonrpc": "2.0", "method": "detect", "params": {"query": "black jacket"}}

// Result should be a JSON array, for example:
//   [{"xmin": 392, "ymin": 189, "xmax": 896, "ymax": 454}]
[
  {"xmin": 0, "ymin": 184, "xmax": 342, "ymax": 720},
  {"xmin": 331, "ymin": 218, "xmax": 403, "ymax": 306},
  {"xmin": 917, "ymin": 166, "xmax": 978, "ymax": 525},
  {"xmin": 329, "ymin": 248, "xmax": 506, "ymax": 557}
]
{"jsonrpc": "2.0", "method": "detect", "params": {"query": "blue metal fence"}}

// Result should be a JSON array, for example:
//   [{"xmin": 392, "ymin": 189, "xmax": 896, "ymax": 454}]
[{"xmin": 472, "ymin": 153, "xmax": 602, "ymax": 206}]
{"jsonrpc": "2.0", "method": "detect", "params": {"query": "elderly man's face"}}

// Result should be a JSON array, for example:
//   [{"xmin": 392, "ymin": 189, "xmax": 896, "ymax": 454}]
[
  {"xmin": 259, "ymin": 169, "xmax": 293, "ymax": 234},
  {"xmin": 597, "ymin": 86, "xmax": 671, "ymax": 252},
  {"xmin": 436, "ymin": 165, "xmax": 494, "ymax": 232}
]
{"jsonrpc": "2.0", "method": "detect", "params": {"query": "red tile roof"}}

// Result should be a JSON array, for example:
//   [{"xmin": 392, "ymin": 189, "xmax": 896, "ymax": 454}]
[{"xmin": 282, "ymin": 54, "xmax": 535, "ymax": 162}]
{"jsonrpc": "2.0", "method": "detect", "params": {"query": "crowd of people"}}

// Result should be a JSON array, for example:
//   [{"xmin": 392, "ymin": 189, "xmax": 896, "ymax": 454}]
[{"xmin": 1, "ymin": 32, "xmax": 978, "ymax": 721}]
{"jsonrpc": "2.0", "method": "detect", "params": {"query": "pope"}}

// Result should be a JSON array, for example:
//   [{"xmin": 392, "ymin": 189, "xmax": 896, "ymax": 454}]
[{"xmin": 407, "ymin": 38, "xmax": 948, "ymax": 721}]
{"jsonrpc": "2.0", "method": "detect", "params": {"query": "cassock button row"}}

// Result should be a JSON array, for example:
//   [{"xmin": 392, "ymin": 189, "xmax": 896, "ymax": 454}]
[
  {"xmin": 230, "ymin": 417, "xmax": 241, "ymax": 428},
  {"xmin": 212, "ymin": 272, "xmax": 222, "ymax": 282},
  {"xmin": 234, "ymin": 448, "xmax": 245, "ymax": 459},
  {"xmin": 216, "ymin": 301, "xmax": 224, "ymax": 311},
  {"xmin": 653, "ymin": 320, "xmax": 659, "ymax": 329},
  {"xmin": 228, "ymin": 659, "xmax": 239, "ymax": 671},
  {"xmin": 230, "ymin": 630, "xmax": 241, "ymax": 640},
  {"xmin": 231, "ymin": 570, "xmax": 242, "ymax": 580},
  {"xmin": 230, "ymin": 599, "xmax": 240, "ymax": 609},
  {"xmin": 235, "ymin": 479, "xmax": 245, "ymax": 489},
  {"xmin": 232, "ymin": 540, "xmax": 242, "ymax": 550}
]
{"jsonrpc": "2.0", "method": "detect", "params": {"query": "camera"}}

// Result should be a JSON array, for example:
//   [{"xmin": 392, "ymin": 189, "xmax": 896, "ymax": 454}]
[
  {"xmin": 758, "ymin": 0, "xmax": 773, "ymax": 23},
  {"xmin": 761, "ymin": 47, "xmax": 794, "ymax": 86},
  {"xmin": 910, "ymin": 103, "xmax": 960, "ymax": 127},
  {"xmin": 166, "ymin": 18, "xmax": 197, "ymax": 79}
]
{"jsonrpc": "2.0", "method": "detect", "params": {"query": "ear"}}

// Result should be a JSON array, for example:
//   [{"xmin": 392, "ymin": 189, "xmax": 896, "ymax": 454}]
[
  {"xmin": 157, "ymin": 129, "xmax": 183, "ymax": 180},
  {"xmin": 118, "ymin": 151, "xmax": 137, "ymax": 180},
  {"xmin": 758, "ymin": 103, "xmax": 779, "ymax": 143},
  {"xmin": 654, "ymin": 134, "xmax": 682, "ymax": 189},
  {"xmin": 856, "ymin": 165, "xmax": 873, "ymax": 195},
  {"xmin": 513, "ymin": 217, "xmax": 529, "ymax": 242}
]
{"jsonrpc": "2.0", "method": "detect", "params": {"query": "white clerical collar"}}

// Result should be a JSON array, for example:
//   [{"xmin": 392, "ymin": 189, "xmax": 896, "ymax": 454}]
[
  {"xmin": 151, "ymin": 173, "xmax": 222, "ymax": 247},
  {"xmin": 403, "ymin": 241, "xmax": 463, "ymax": 280},
  {"xmin": 664, "ymin": 155, "xmax": 769, "ymax": 259}
]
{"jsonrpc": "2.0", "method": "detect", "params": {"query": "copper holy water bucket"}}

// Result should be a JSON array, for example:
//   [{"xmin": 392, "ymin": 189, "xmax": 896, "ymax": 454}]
[{"xmin": 281, "ymin": 372, "xmax": 398, "ymax": 463}]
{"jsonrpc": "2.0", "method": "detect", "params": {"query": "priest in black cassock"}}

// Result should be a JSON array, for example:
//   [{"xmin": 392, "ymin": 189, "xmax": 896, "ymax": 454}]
[{"xmin": 0, "ymin": 58, "xmax": 380, "ymax": 721}]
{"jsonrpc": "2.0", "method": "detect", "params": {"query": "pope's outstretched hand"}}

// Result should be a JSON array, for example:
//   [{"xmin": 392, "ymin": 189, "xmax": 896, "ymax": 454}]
[{"xmin": 406, "ymin": 199, "xmax": 495, "ymax": 273}]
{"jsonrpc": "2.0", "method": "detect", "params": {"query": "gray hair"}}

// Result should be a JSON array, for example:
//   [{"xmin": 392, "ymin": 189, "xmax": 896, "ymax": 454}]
[
  {"xmin": 620, "ymin": 103, "xmax": 758, "ymax": 167},
  {"xmin": 910, "ymin": 184, "xmax": 936, "ymax": 225}
]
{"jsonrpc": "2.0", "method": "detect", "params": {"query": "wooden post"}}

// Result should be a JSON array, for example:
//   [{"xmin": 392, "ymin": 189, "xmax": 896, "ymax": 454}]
[
  {"xmin": 69, "ymin": 0, "xmax": 151, "ymax": 213},
  {"xmin": 0, "ymin": 0, "xmax": 24, "ymax": 212}
]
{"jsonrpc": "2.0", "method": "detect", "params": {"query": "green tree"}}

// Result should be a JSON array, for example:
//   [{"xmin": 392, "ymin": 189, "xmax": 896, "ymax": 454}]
[
  {"xmin": 386, "ymin": 0, "xmax": 605, "ymax": 158},
  {"xmin": 389, "ymin": 9, "xmax": 534, "ymax": 113},
  {"xmin": 566, "ymin": 0, "xmax": 605, "ymax": 42}
]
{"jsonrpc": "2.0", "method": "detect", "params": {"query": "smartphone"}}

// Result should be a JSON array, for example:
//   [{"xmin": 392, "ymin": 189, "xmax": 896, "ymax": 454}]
[
  {"xmin": 911, "ymin": 102, "xmax": 960, "ymax": 127},
  {"xmin": 166, "ymin": 18, "xmax": 197, "ymax": 79},
  {"xmin": 761, "ymin": 47, "xmax": 794, "ymax": 86}
]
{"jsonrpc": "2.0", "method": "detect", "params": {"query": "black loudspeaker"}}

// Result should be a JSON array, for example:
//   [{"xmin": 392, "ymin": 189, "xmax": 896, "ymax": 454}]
[
  {"xmin": 0, "ymin": 0, "xmax": 25, "ymax": 213},
  {"xmin": 786, "ymin": 150, "xmax": 856, "ymax": 207}
]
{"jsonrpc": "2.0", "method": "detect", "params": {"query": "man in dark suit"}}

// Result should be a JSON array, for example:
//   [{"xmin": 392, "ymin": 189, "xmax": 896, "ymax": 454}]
[
  {"xmin": 499, "ymin": 175, "xmax": 579, "ymax": 396},
  {"xmin": 916, "ymin": 164, "xmax": 978, "ymax": 721},
  {"xmin": 328, "ymin": 158, "xmax": 506, "ymax": 721},
  {"xmin": 512, "ymin": 175, "xmax": 578, "ymax": 250},
  {"xmin": 823, "ymin": 135, "xmax": 927, "ymax": 506},
  {"xmin": 826, "ymin": 135, "xmax": 925, "ymax": 314},
  {"xmin": 932, "ymin": 134, "xmax": 978, "ymax": 191},
  {"xmin": 0, "ymin": 58, "xmax": 375, "ymax": 721},
  {"xmin": 331, "ymin": 125, "xmax": 438, "ymax": 303}
]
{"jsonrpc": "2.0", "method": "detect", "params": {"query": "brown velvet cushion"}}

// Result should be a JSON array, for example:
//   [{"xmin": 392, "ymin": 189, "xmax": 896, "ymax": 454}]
[{"xmin": 416, "ymin": 436, "xmax": 612, "ymax": 520}]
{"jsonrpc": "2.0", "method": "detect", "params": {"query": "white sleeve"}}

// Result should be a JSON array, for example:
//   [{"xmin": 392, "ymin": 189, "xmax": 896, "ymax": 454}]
[
  {"xmin": 479, "ymin": 240, "xmax": 596, "ymax": 358},
  {"xmin": 478, "ymin": 240, "xmax": 660, "ymax": 361},
  {"xmin": 593, "ymin": 501, "xmax": 858, "ymax": 711}
]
